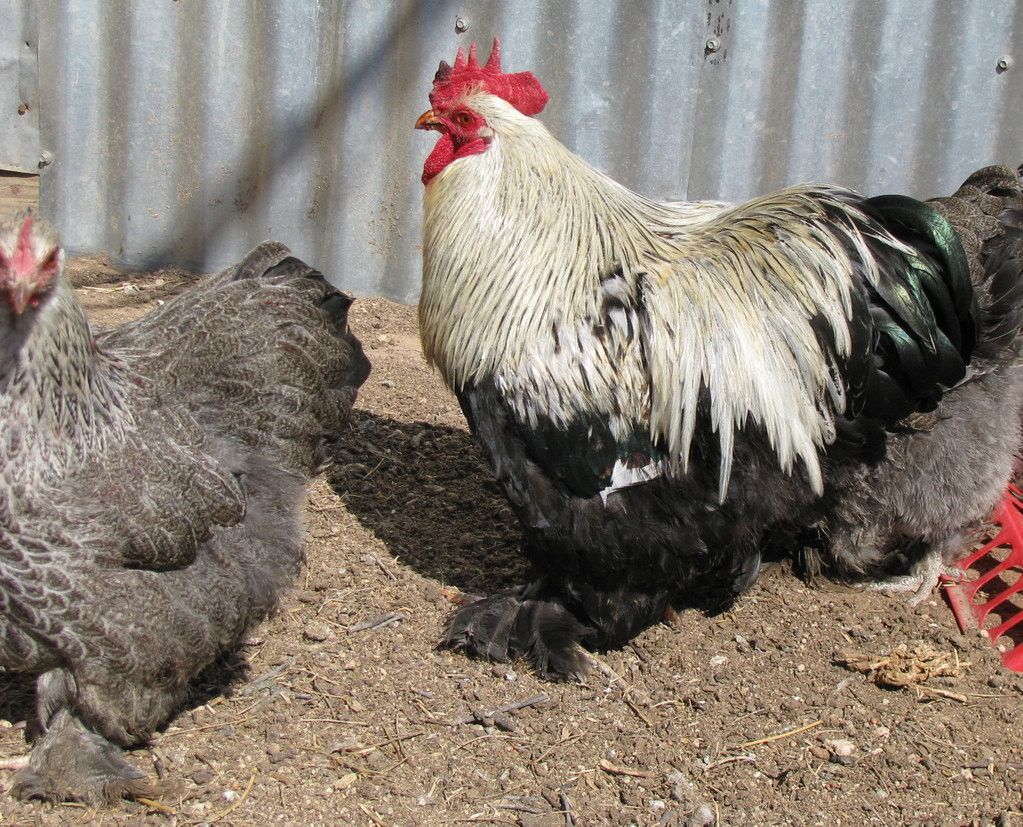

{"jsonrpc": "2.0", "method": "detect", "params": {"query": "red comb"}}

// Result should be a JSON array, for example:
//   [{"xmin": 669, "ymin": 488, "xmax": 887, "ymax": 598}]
[
  {"xmin": 429, "ymin": 37, "xmax": 548, "ymax": 117},
  {"xmin": 13, "ymin": 212, "xmax": 35, "ymax": 274}
]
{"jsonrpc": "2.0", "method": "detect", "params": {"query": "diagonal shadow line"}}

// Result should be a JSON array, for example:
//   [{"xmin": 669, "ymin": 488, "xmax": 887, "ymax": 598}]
[
  {"xmin": 147, "ymin": 0, "xmax": 454, "ymax": 274},
  {"xmin": 45, "ymin": 0, "xmax": 458, "ymax": 274}
]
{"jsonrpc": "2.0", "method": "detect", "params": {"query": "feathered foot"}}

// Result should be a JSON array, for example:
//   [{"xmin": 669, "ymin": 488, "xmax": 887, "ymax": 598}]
[
  {"xmin": 866, "ymin": 548, "xmax": 964, "ymax": 607},
  {"xmin": 441, "ymin": 590, "xmax": 592, "ymax": 681},
  {"xmin": 12, "ymin": 710, "xmax": 157, "ymax": 805}
]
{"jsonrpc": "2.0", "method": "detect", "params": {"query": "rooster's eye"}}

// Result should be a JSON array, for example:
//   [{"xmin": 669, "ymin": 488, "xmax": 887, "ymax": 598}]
[{"xmin": 454, "ymin": 112, "xmax": 473, "ymax": 127}]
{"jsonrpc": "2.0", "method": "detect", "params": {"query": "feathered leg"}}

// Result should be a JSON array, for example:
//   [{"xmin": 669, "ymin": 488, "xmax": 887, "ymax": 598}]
[
  {"xmin": 442, "ymin": 575, "xmax": 677, "ymax": 680},
  {"xmin": 13, "ymin": 709, "xmax": 156, "ymax": 804},
  {"xmin": 442, "ymin": 581, "xmax": 593, "ymax": 681},
  {"xmin": 12, "ymin": 669, "xmax": 157, "ymax": 804}
]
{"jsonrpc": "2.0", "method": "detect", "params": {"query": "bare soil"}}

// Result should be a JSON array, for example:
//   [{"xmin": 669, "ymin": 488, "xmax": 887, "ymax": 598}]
[{"xmin": 1, "ymin": 260, "xmax": 1022, "ymax": 826}]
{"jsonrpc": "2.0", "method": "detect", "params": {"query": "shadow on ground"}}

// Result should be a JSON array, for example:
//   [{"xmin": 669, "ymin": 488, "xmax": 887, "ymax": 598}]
[{"xmin": 329, "ymin": 410, "xmax": 528, "ymax": 596}]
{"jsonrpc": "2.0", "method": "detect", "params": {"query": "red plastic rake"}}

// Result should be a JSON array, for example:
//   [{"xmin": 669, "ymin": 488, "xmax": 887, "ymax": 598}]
[{"xmin": 941, "ymin": 486, "xmax": 1023, "ymax": 672}]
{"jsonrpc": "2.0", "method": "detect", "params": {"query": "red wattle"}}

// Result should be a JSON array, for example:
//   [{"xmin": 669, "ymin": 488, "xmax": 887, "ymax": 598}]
[
  {"xmin": 423, "ymin": 134, "xmax": 455, "ymax": 185},
  {"xmin": 422, "ymin": 135, "xmax": 489, "ymax": 186}
]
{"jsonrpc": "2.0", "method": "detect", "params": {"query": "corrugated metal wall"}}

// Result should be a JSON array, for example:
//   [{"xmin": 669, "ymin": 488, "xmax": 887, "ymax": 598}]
[
  {"xmin": 30, "ymin": 0, "xmax": 1023, "ymax": 302},
  {"xmin": 1, "ymin": 0, "xmax": 40, "ymax": 172}
]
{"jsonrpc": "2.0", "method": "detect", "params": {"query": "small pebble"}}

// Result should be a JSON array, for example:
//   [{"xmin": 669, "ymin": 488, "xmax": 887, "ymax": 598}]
[
  {"xmin": 686, "ymin": 802, "xmax": 716, "ymax": 827},
  {"xmin": 303, "ymin": 622, "xmax": 332, "ymax": 642},
  {"xmin": 826, "ymin": 738, "xmax": 855, "ymax": 758},
  {"xmin": 189, "ymin": 769, "xmax": 213, "ymax": 785},
  {"xmin": 267, "ymin": 749, "xmax": 293, "ymax": 765}
]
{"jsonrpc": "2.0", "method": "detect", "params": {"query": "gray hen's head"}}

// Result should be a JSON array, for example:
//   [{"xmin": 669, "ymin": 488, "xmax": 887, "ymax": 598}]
[{"xmin": 0, "ymin": 210, "xmax": 63, "ymax": 316}]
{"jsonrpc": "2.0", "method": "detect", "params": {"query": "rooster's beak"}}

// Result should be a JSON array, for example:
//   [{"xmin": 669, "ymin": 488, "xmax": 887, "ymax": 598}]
[
  {"xmin": 416, "ymin": 110, "xmax": 442, "ymax": 131},
  {"xmin": 7, "ymin": 283, "xmax": 31, "ymax": 315}
]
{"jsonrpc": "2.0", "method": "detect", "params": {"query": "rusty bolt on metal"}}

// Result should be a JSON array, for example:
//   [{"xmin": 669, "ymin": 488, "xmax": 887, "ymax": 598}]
[
  {"xmin": 455, "ymin": 16, "xmax": 469, "ymax": 33},
  {"xmin": 705, "ymin": 37, "xmax": 721, "ymax": 53},
  {"xmin": 17, "ymin": 102, "xmax": 28, "ymax": 115}
]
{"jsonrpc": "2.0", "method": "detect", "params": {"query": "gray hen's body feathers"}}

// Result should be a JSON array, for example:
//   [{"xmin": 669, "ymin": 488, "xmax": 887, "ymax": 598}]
[{"xmin": 0, "ymin": 230, "xmax": 369, "ymax": 802}]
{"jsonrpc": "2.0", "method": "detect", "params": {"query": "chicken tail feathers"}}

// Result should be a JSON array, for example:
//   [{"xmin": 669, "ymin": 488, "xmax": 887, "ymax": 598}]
[
  {"xmin": 860, "ymin": 194, "xmax": 979, "ymax": 363},
  {"xmin": 977, "ymin": 232, "xmax": 1023, "ymax": 355},
  {"xmin": 235, "ymin": 244, "xmax": 371, "ymax": 391},
  {"xmin": 232, "ymin": 240, "xmax": 291, "ymax": 281},
  {"xmin": 831, "ymin": 192, "xmax": 976, "ymax": 426}
]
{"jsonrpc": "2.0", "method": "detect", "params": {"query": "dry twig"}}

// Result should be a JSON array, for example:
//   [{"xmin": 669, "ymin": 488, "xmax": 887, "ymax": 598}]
[
  {"xmin": 136, "ymin": 796, "xmax": 176, "ymax": 815},
  {"xmin": 348, "ymin": 612, "xmax": 406, "ymax": 632},
  {"xmin": 704, "ymin": 752, "xmax": 757, "ymax": 770},
  {"xmin": 446, "ymin": 693, "xmax": 550, "ymax": 727},
  {"xmin": 597, "ymin": 759, "xmax": 652, "ymax": 778},
  {"xmin": 739, "ymin": 719, "xmax": 823, "ymax": 748}
]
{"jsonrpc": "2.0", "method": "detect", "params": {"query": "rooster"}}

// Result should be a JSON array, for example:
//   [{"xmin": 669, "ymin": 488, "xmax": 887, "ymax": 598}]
[
  {"xmin": 415, "ymin": 39, "xmax": 1023, "ymax": 679},
  {"xmin": 0, "ymin": 212, "xmax": 369, "ymax": 802}
]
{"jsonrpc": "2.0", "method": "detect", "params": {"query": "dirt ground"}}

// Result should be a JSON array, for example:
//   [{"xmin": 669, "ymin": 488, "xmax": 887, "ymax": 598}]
[{"xmin": 1, "ymin": 259, "xmax": 1022, "ymax": 826}]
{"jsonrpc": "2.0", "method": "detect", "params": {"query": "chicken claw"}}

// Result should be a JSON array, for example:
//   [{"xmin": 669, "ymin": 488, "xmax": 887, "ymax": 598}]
[
  {"xmin": 442, "ymin": 589, "xmax": 592, "ymax": 681},
  {"xmin": 867, "ymin": 549, "xmax": 965, "ymax": 606}
]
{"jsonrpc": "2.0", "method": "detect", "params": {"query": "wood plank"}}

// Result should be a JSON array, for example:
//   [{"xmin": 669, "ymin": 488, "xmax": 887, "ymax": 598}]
[{"xmin": 0, "ymin": 171, "xmax": 40, "ymax": 219}]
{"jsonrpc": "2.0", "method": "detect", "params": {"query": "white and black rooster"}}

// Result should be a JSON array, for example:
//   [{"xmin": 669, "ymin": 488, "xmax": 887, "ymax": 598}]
[
  {"xmin": 0, "ymin": 212, "xmax": 369, "ymax": 801},
  {"xmin": 415, "ymin": 39, "xmax": 1023, "ymax": 679}
]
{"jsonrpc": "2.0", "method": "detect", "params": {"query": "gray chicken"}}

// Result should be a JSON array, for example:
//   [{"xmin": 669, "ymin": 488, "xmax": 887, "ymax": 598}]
[
  {"xmin": 0, "ymin": 212, "xmax": 369, "ymax": 802},
  {"xmin": 817, "ymin": 167, "xmax": 1023, "ymax": 601}
]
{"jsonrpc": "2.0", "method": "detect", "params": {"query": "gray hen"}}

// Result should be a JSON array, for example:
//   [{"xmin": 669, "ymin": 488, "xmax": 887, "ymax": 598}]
[
  {"xmin": 0, "ymin": 212, "xmax": 369, "ymax": 802},
  {"xmin": 816, "ymin": 166, "xmax": 1023, "ymax": 601}
]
